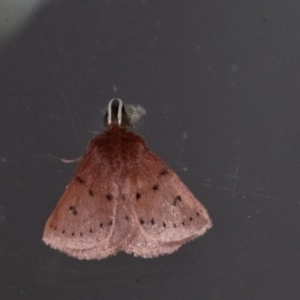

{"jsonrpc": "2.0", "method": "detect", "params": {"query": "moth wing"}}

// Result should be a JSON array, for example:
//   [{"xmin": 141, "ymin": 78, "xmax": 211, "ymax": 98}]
[
  {"xmin": 43, "ymin": 164, "xmax": 132, "ymax": 260},
  {"xmin": 124, "ymin": 152, "xmax": 212, "ymax": 258}
]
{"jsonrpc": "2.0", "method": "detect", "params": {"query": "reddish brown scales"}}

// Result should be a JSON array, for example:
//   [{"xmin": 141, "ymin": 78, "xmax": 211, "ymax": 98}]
[{"xmin": 42, "ymin": 99, "xmax": 212, "ymax": 260}]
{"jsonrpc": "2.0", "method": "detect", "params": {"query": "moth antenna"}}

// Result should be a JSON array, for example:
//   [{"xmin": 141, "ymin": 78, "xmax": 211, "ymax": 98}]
[{"xmin": 107, "ymin": 98, "xmax": 123, "ymax": 125}]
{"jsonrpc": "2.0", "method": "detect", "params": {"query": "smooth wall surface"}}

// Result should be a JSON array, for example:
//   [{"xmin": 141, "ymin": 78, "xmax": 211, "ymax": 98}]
[{"xmin": 0, "ymin": 1, "xmax": 299, "ymax": 299}]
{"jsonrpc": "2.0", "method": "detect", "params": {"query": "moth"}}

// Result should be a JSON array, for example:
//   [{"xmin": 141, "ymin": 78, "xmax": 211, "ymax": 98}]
[{"xmin": 42, "ymin": 99, "xmax": 212, "ymax": 260}]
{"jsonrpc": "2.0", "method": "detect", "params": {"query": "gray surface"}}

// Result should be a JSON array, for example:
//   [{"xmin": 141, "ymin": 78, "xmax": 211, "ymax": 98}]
[{"xmin": 0, "ymin": 1, "xmax": 299, "ymax": 299}]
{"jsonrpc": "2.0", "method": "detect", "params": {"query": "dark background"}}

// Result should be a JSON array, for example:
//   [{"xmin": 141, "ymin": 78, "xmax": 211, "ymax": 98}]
[{"xmin": 0, "ymin": 0, "xmax": 299, "ymax": 299}]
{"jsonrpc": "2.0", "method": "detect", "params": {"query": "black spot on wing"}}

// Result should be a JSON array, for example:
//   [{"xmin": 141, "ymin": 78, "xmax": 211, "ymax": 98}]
[
  {"xmin": 159, "ymin": 169, "xmax": 168, "ymax": 176},
  {"xmin": 152, "ymin": 184, "xmax": 159, "ymax": 191},
  {"xmin": 75, "ymin": 176, "xmax": 85, "ymax": 184},
  {"xmin": 106, "ymin": 194, "xmax": 113, "ymax": 201},
  {"xmin": 173, "ymin": 196, "xmax": 182, "ymax": 206},
  {"xmin": 69, "ymin": 206, "xmax": 78, "ymax": 215}
]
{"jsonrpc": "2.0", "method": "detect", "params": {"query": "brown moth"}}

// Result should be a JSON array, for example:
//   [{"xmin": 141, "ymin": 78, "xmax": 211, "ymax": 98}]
[{"xmin": 42, "ymin": 99, "xmax": 212, "ymax": 260}]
